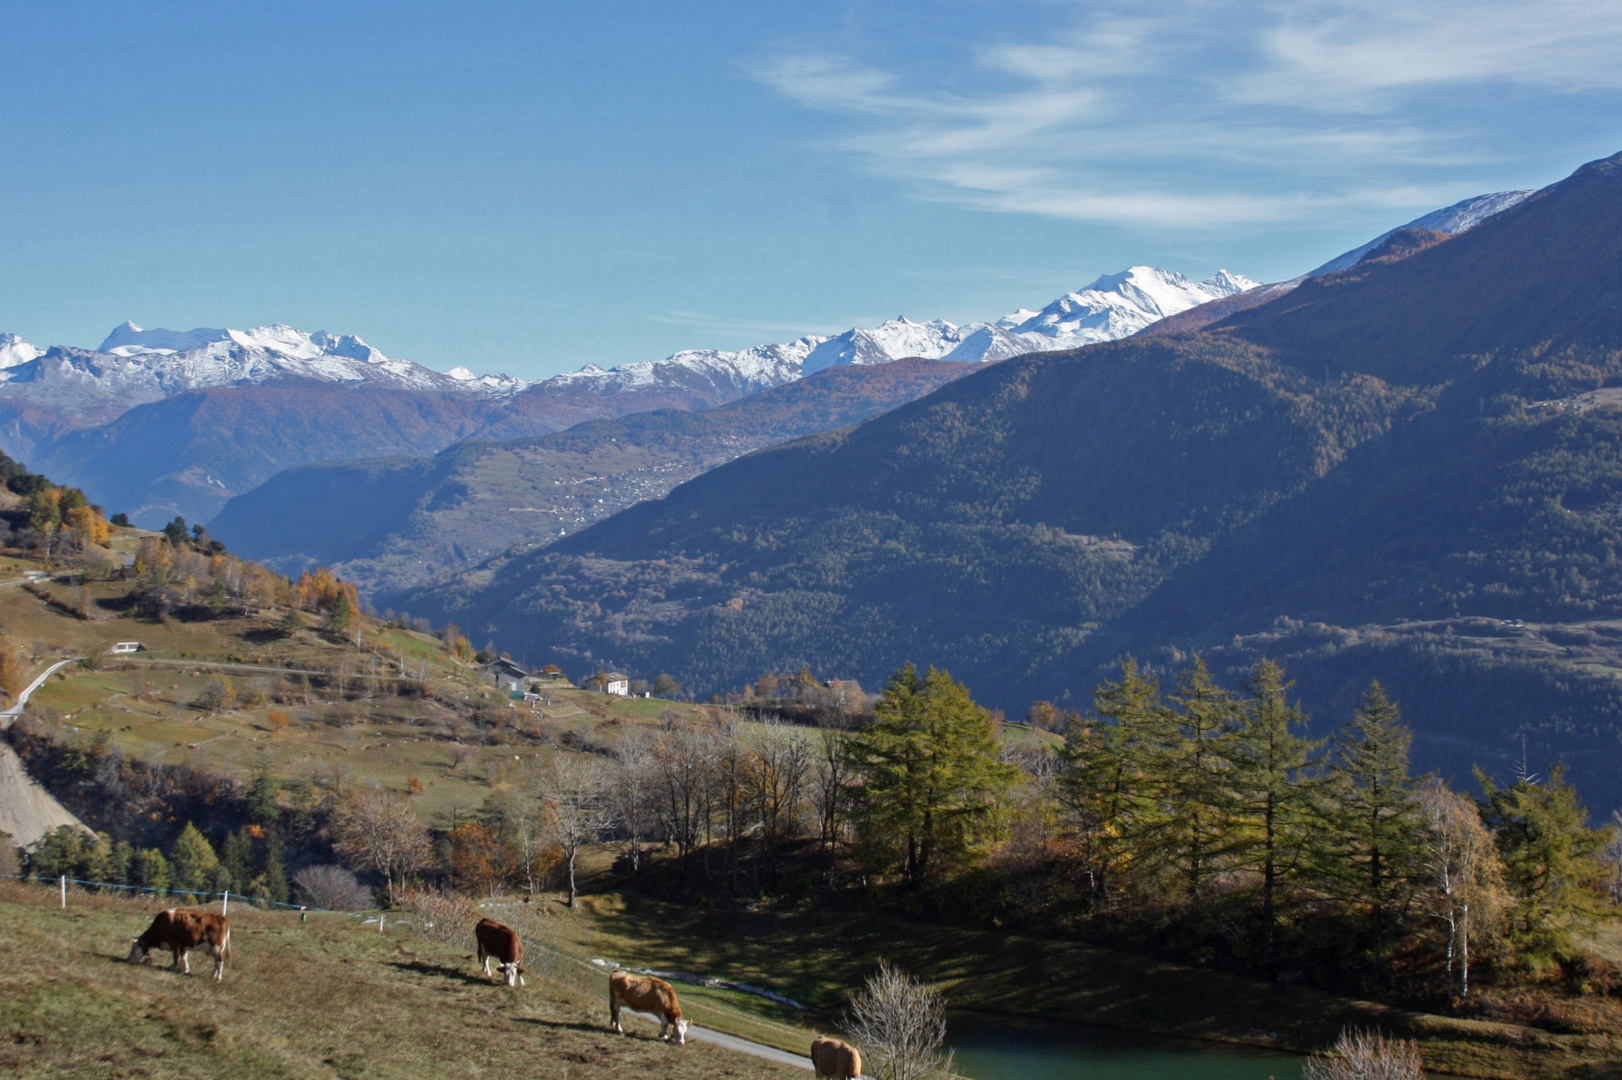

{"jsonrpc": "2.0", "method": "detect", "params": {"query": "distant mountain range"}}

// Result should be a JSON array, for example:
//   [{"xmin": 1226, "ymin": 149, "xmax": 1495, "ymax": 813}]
[
  {"xmin": 399, "ymin": 151, "xmax": 1622, "ymax": 809},
  {"xmin": 0, "ymin": 267, "xmax": 1255, "ymax": 526},
  {"xmin": 210, "ymin": 359, "xmax": 981, "ymax": 596}
]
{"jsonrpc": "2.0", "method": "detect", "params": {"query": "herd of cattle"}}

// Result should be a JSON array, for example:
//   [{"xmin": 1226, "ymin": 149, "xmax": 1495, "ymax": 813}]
[{"xmin": 126, "ymin": 908, "xmax": 866, "ymax": 1078}]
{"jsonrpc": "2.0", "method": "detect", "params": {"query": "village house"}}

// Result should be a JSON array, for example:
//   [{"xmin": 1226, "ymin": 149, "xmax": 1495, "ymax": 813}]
[
  {"xmin": 485, "ymin": 657, "xmax": 530, "ymax": 692},
  {"xmin": 604, "ymin": 672, "xmax": 630, "ymax": 696}
]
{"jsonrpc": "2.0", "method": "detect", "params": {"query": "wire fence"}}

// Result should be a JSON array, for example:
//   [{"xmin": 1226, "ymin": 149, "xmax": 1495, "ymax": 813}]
[
  {"xmin": 1, "ymin": 871, "xmax": 823, "ymax": 1062},
  {"xmin": 0, "ymin": 872, "xmax": 378, "ymax": 917}
]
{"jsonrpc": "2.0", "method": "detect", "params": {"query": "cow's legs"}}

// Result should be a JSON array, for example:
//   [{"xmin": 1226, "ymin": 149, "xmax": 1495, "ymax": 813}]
[
  {"xmin": 174, "ymin": 947, "xmax": 191, "ymax": 975},
  {"xmin": 610, "ymin": 994, "xmax": 622, "ymax": 1034},
  {"xmin": 207, "ymin": 943, "xmax": 225, "ymax": 981}
]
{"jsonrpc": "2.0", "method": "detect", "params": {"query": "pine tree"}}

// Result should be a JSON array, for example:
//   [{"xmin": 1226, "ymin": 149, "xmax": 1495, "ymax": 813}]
[
  {"xmin": 169, "ymin": 822, "xmax": 221, "ymax": 894},
  {"xmin": 1325, "ymin": 682, "xmax": 1421, "ymax": 949},
  {"xmin": 845, "ymin": 663, "xmax": 1017, "ymax": 885},
  {"xmin": 207, "ymin": 577, "xmax": 229, "ymax": 618},
  {"xmin": 261, "ymin": 835, "xmax": 291, "ymax": 905},
  {"xmin": 329, "ymin": 589, "xmax": 355, "ymax": 636},
  {"xmin": 1223, "ymin": 659, "xmax": 1319, "ymax": 966},
  {"xmin": 279, "ymin": 608, "xmax": 305, "ymax": 638},
  {"xmin": 222, "ymin": 828, "xmax": 255, "ymax": 891},
  {"xmin": 247, "ymin": 768, "xmax": 281, "ymax": 826},
  {"xmin": 1479, "ymin": 762, "xmax": 1614, "ymax": 958}
]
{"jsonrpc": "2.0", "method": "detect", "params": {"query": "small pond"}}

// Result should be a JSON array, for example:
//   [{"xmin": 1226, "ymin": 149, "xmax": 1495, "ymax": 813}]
[{"xmin": 948, "ymin": 1013, "xmax": 1304, "ymax": 1080}]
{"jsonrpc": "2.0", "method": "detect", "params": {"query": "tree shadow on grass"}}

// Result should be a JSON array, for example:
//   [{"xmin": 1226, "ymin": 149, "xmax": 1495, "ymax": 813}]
[
  {"xmin": 386, "ymin": 959, "xmax": 491, "ymax": 986},
  {"xmin": 514, "ymin": 1017, "xmax": 611, "ymax": 1036}
]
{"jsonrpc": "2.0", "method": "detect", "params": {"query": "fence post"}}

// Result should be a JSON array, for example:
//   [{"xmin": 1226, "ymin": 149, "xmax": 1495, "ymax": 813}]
[
  {"xmin": 378, "ymin": 913, "xmax": 385, "ymax": 934},
  {"xmin": 59, "ymin": 875, "xmax": 66, "ymax": 909},
  {"xmin": 222, "ymin": 889, "xmax": 229, "ymax": 916}
]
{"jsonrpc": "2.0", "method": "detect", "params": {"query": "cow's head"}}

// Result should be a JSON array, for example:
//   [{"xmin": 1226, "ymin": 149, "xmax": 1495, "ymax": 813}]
[
  {"xmin": 128, "ymin": 939, "xmax": 152, "ymax": 965},
  {"xmin": 672, "ymin": 1017, "xmax": 689, "ymax": 1045},
  {"xmin": 500, "ymin": 962, "xmax": 526, "ymax": 987}
]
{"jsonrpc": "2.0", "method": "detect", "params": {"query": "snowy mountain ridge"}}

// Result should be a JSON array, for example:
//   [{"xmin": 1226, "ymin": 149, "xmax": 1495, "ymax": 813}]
[{"xmin": 0, "ymin": 265, "xmax": 1255, "ymax": 423}]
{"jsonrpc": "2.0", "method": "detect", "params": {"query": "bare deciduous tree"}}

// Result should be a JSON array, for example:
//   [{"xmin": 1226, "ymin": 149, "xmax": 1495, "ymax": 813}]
[
  {"xmin": 328, "ymin": 787, "xmax": 435, "ymax": 902},
  {"xmin": 650, "ymin": 715, "xmax": 716, "ymax": 877},
  {"xmin": 292, "ymin": 864, "xmax": 373, "ymax": 911},
  {"xmin": 610, "ymin": 732, "xmax": 656, "ymax": 875},
  {"xmin": 748, "ymin": 721, "xmax": 812, "ymax": 885},
  {"xmin": 813, "ymin": 727, "xmax": 850, "ymax": 853},
  {"xmin": 843, "ymin": 961, "xmax": 953, "ymax": 1080},
  {"xmin": 1303, "ymin": 1028, "xmax": 1424, "ymax": 1080},
  {"xmin": 538, "ymin": 755, "xmax": 611, "ymax": 907}
]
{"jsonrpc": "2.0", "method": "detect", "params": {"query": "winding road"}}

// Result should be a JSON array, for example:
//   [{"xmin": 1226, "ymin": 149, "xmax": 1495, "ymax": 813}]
[{"xmin": 1, "ymin": 657, "xmax": 82, "ymax": 727}]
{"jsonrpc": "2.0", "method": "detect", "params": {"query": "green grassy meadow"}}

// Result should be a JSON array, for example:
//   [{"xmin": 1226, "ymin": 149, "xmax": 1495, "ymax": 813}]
[{"xmin": 0, "ymin": 880, "xmax": 800, "ymax": 1080}]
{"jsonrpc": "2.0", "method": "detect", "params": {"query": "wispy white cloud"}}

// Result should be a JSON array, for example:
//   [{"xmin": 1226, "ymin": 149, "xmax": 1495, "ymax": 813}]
[
  {"xmin": 753, "ymin": 1, "xmax": 1622, "ymax": 228},
  {"xmin": 647, "ymin": 310, "xmax": 850, "ymax": 338}
]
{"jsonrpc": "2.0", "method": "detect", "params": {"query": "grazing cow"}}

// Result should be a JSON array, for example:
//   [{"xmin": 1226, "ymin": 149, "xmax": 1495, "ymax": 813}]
[
  {"xmin": 608, "ymin": 969, "xmax": 690, "ymax": 1045},
  {"xmin": 811, "ymin": 1036, "xmax": 863, "ymax": 1079},
  {"xmin": 127, "ymin": 909, "xmax": 231, "ymax": 981},
  {"xmin": 474, "ymin": 918, "xmax": 526, "ymax": 987}
]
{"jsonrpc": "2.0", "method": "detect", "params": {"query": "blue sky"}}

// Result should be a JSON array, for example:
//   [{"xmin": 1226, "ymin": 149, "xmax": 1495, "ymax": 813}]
[{"xmin": 2, "ymin": 0, "xmax": 1620, "ymax": 379}]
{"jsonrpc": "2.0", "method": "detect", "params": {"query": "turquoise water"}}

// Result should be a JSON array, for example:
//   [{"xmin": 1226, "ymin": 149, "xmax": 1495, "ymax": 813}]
[{"xmin": 948, "ymin": 1015, "xmax": 1304, "ymax": 1080}]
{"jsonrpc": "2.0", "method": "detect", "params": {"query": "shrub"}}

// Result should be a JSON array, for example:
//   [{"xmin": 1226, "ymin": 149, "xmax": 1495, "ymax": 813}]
[
  {"xmin": 292, "ymin": 864, "xmax": 375, "ymax": 911},
  {"xmin": 398, "ymin": 888, "xmax": 479, "ymax": 947},
  {"xmin": 1303, "ymin": 1028, "xmax": 1424, "ymax": 1080}
]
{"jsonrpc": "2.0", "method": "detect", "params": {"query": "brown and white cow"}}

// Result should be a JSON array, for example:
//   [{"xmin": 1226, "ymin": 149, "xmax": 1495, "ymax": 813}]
[
  {"xmin": 474, "ymin": 918, "xmax": 526, "ymax": 986},
  {"xmin": 811, "ymin": 1036, "xmax": 863, "ymax": 1079},
  {"xmin": 128, "ymin": 909, "xmax": 231, "ymax": 981},
  {"xmin": 608, "ymin": 969, "xmax": 690, "ymax": 1045}
]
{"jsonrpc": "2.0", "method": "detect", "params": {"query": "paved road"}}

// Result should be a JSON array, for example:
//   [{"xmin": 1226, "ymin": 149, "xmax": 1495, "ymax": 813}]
[
  {"xmin": 1, "ymin": 657, "xmax": 82, "ymax": 726},
  {"xmin": 619, "ymin": 1009, "xmax": 812, "ymax": 1071}
]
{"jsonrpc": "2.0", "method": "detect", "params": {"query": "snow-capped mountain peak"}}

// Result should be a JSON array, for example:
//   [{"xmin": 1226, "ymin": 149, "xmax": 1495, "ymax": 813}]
[
  {"xmin": 99, "ymin": 321, "xmax": 230, "ymax": 356},
  {"xmin": 1004, "ymin": 266, "xmax": 1259, "ymax": 343},
  {"xmin": 0, "ymin": 265, "xmax": 1258, "ymax": 424},
  {"xmin": 0, "ymin": 321, "xmax": 533, "ymax": 420},
  {"xmin": 0, "ymin": 333, "xmax": 43, "ymax": 369}
]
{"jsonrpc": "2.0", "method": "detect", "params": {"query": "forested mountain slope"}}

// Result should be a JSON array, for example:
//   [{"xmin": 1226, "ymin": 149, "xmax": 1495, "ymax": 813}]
[
  {"xmin": 211, "ymin": 359, "xmax": 977, "ymax": 597},
  {"xmin": 410, "ymin": 150, "xmax": 1622, "ymax": 807}
]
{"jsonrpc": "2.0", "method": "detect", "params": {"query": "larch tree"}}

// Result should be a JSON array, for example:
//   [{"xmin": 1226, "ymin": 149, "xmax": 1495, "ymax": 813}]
[
  {"xmin": 1478, "ymin": 762, "xmax": 1614, "ymax": 958},
  {"xmin": 844, "ymin": 663, "xmax": 1017, "ymax": 886},
  {"xmin": 1326, "ymin": 682, "xmax": 1421, "ymax": 949},
  {"xmin": 1223, "ymin": 659, "xmax": 1319, "ymax": 965},
  {"xmin": 169, "ymin": 822, "xmax": 221, "ymax": 894},
  {"xmin": 1167, "ymin": 657, "xmax": 1241, "ymax": 899}
]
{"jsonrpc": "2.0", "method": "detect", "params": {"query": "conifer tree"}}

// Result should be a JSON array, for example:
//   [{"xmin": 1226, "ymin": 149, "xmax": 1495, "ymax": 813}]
[
  {"xmin": 207, "ymin": 577, "xmax": 229, "ymax": 618},
  {"xmin": 169, "ymin": 822, "xmax": 221, "ymax": 894},
  {"xmin": 1326, "ymin": 682, "xmax": 1421, "ymax": 946},
  {"xmin": 1167, "ymin": 657, "xmax": 1241, "ymax": 899},
  {"xmin": 222, "ymin": 828, "xmax": 255, "ymax": 891},
  {"xmin": 261, "ymin": 835, "xmax": 291, "ymax": 905},
  {"xmin": 1224, "ymin": 659, "xmax": 1318, "ymax": 965},
  {"xmin": 1062, "ymin": 658, "xmax": 1179, "ymax": 894},
  {"xmin": 248, "ymin": 768, "xmax": 281, "ymax": 826},
  {"xmin": 329, "ymin": 589, "xmax": 355, "ymax": 636},
  {"xmin": 1479, "ymin": 763, "xmax": 1614, "ymax": 958},
  {"xmin": 845, "ymin": 663, "xmax": 1017, "ymax": 885},
  {"xmin": 132, "ymin": 848, "xmax": 172, "ymax": 892}
]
